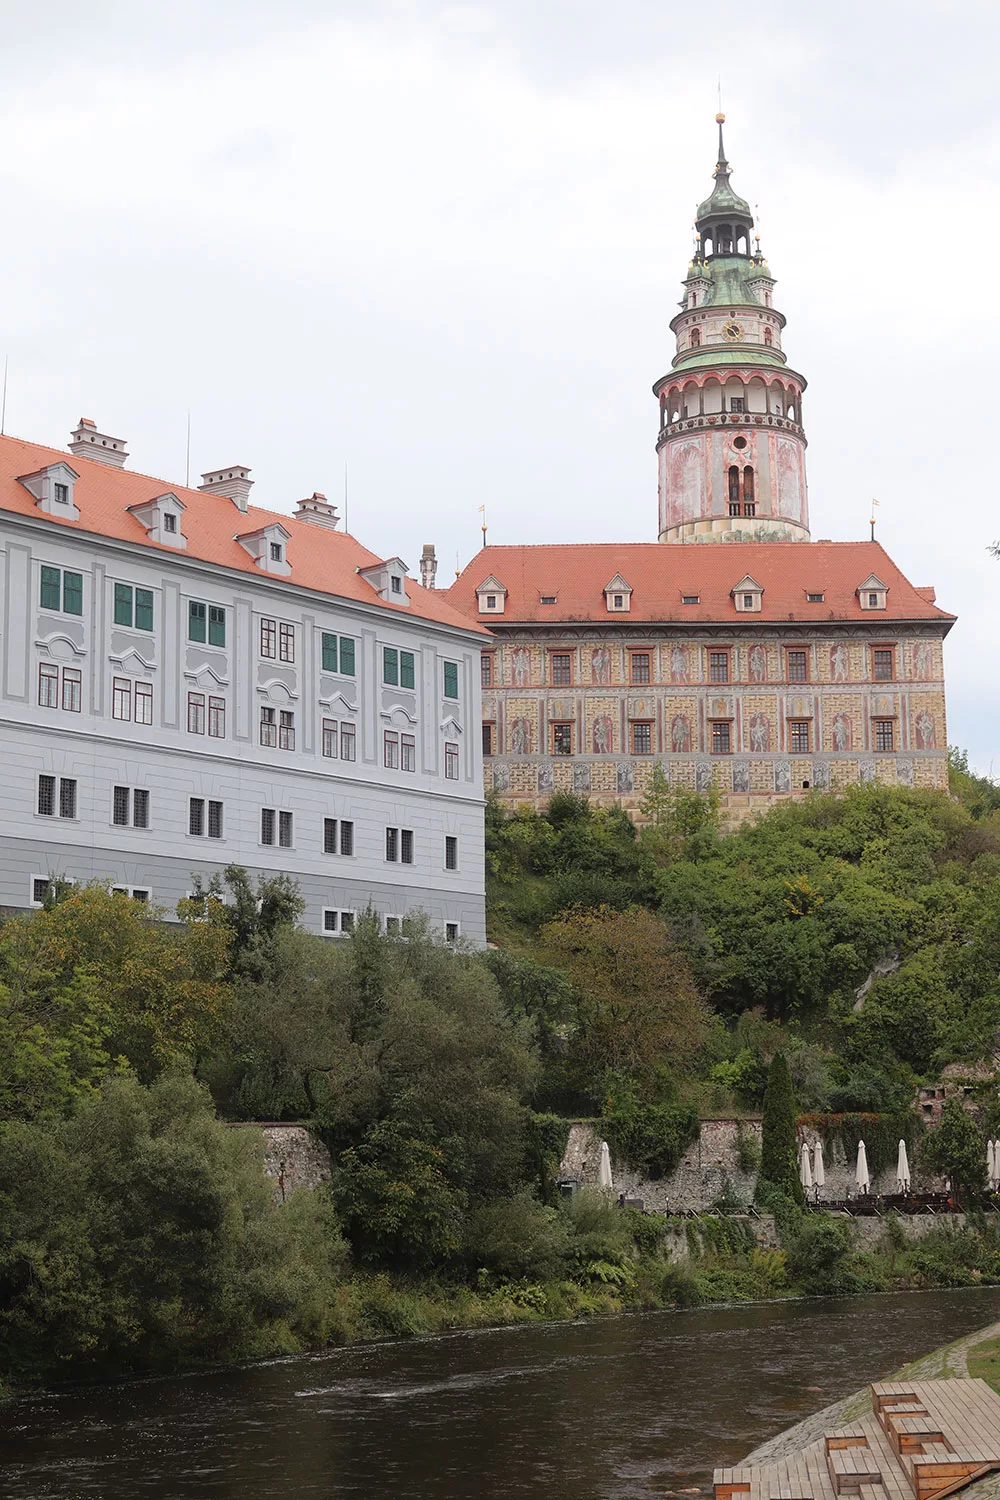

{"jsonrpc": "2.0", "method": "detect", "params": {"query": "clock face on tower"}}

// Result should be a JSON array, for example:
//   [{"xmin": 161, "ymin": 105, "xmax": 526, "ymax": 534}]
[{"xmin": 722, "ymin": 320, "xmax": 744, "ymax": 342}]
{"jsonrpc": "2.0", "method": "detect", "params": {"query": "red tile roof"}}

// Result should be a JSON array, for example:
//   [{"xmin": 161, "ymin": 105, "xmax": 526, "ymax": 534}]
[
  {"xmin": 0, "ymin": 432, "xmax": 486, "ymax": 635},
  {"xmin": 447, "ymin": 542, "xmax": 954, "ymax": 628}
]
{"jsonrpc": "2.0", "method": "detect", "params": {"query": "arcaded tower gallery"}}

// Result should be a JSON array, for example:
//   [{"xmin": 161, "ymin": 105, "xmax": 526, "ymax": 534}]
[{"xmin": 444, "ymin": 120, "xmax": 954, "ymax": 820}]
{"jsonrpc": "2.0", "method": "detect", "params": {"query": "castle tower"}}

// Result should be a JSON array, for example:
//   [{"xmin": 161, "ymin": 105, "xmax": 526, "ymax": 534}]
[{"xmin": 654, "ymin": 117, "xmax": 810, "ymax": 545}]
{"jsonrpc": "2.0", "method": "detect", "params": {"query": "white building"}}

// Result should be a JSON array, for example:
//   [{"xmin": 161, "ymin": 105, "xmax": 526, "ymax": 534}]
[{"xmin": 0, "ymin": 418, "xmax": 487, "ymax": 943}]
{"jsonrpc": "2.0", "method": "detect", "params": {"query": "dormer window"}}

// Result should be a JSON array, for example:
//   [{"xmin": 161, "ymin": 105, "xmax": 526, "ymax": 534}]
[
  {"xmin": 486, "ymin": 595, "xmax": 497, "ymax": 610},
  {"xmin": 237, "ymin": 523, "xmax": 292, "ymax": 576},
  {"xmin": 391, "ymin": 575, "xmax": 402, "ymax": 594},
  {"xmin": 359, "ymin": 556, "xmax": 411, "ymax": 605},
  {"xmin": 733, "ymin": 574, "xmax": 763, "ymax": 613},
  {"xmin": 475, "ymin": 574, "xmax": 506, "ymax": 615},
  {"xmin": 269, "ymin": 542, "xmax": 283, "ymax": 563},
  {"xmin": 682, "ymin": 594, "xmax": 700, "ymax": 605},
  {"xmin": 127, "ymin": 491, "xmax": 187, "ymax": 548},
  {"xmin": 54, "ymin": 482, "xmax": 69, "ymax": 504},
  {"xmin": 540, "ymin": 595, "xmax": 557, "ymax": 606},
  {"xmin": 743, "ymin": 594, "xmax": 754, "ymax": 609},
  {"xmin": 603, "ymin": 574, "xmax": 632, "ymax": 613},
  {"xmin": 163, "ymin": 513, "xmax": 177, "ymax": 534},
  {"xmin": 614, "ymin": 595, "xmax": 624, "ymax": 610},
  {"xmin": 858, "ymin": 574, "xmax": 888, "ymax": 610},
  {"xmin": 868, "ymin": 593, "xmax": 879, "ymax": 608},
  {"xmin": 19, "ymin": 462, "xmax": 80, "ymax": 521}
]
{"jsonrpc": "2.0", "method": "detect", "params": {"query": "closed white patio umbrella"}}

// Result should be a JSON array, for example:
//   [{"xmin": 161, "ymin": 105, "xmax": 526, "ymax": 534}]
[
  {"xmin": 896, "ymin": 1139, "xmax": 911, "ymax": 1193},
  {"xmin": 812, "ymin": 1139, "xmax": 825, "ymax": 1194},
  {"xmin": 988, "ymin": 1139, "xmax": 998, "ymax": 1190},
  {"xmin": 598, "ymin": 1140, "xmax": 614, "ymax": 1191},
  {"xmin": 856, "ymin": 1139, "xmax": 871, "ymax": 1195},
  {"xmin": 799, "ymin": 1142, "xmax": 813, "ymax": 1191}
]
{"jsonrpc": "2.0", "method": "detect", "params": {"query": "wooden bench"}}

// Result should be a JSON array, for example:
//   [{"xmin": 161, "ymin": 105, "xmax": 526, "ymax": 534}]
[
  {"xmin": 885, "ymin": 1417, "xmax": 947, "ymax": 1457},
  {"xmin": 827, "ymin": 1446, "xmax": 883, "ymax": 1493}
]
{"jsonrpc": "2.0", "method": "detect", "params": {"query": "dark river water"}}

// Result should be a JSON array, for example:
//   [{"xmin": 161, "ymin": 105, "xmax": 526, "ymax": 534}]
[{"xmin": 3, "ymin": 1288, "xmax": 1000, "ymax": 1500}]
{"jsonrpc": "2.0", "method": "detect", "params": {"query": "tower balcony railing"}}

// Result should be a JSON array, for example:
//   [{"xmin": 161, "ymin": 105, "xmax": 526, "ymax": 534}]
[{"xmin": 657, "ymin": 410, "xmax": 803, "ymax": 445}]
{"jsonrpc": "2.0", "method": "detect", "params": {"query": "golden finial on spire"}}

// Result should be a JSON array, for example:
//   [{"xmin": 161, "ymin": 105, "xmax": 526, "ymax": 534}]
[{"xmin": 716, "ymin": 111, "xmax": 726, "ymax": 124}]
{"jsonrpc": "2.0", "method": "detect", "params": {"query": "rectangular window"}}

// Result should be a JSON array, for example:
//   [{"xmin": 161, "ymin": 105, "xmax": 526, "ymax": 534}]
[
  {"xmin": 631, "ymin": 722, "xmax": 652, "ymax": 755},
  {"xmin": 62, "ymin": 667, "xmax": 82, "ymax": 713},
  {"xmin": 112, "ymin": 677, "xmax": 132, "ymax": 721},
  {"xmin": 807, "ymin": 592, "xmax": 825, "ymax": 603},
  {"xmin": 445, "ymin": 922, "xmax": 459, "ymax": 944},
  {"xmin": 682, "ymin": 594, "xmax": 700, "ymax": 605},
  {"xmin": 114, "ymin": 582, "xmax": 133, "ymax": 626},
  {"xmin": 207, "ymin": 800, "xmax": 223, "ymax": 839},
  {"xmin": 133, "ymin": 789, "xmax": 149, "ymax": 829},
  {"xmin": 443, "ymin": 661, "xmax": 459, "ymax": 699},
  {"xmin": 278, "ymin": 710, "xmax": 295, "ymax": 751},
  {"xmin": 550, "ymin": 653, "xmax": 572, "ymax": 686},
  {"xmin": 208, "ymin": 696, "xmax": 225, "ymax": 737},
  {"xmin": 709, "ymin": 652, "xmax": 730, "ymax": 684},
  {"xmin": 340, "ymin": 724, "xmax": 356, "ymax": 761},
  {"xmin": 135, "ymin": 681, "xmax": 153, "ymax": 725},
  {"xmin": 324, "ymin": 815, "xmax": 354, "ymax": 857},
  {"xmin": 38, "ymin": 774, "xmax": 56, "ymax": 816},
  {"xmin": 873, "ymin": 648, "xmax": 894, "ymax": 682},
  {"xmin": 711, "ymin": 721, "xmax": 732, "ymax": 754},
  {"xmin": 445, "ymin": 741, "xmax": 459, "ymax": 779},
  {"xmin": 135, "ymin": 588, "xmax": 153, "ymax": 631},
  {"xmin": 322, "ymin": 718, "xmax": 338, "ymax": 758},
  {"xmin": 40, "ymin": 566, "xmax": 61, "ymax": 611},
  {"xmin": 386, "ymin": 826, "xmax": 398, "ymax": 862},
  {"xmin": 63, "ymin": 572, "xmax": 83, "ymax": 615},
  {"xmin": 279, "ymin": 623, "xmax": 295, "ymax": 663},
  {"xmin": 38, "ymin": 663, "xmax": 59, "ymax": 708},
  {"xmin": 59, "ymin": 778, "xmax": 76, "ymax": 819},
  {"xmin": 730, "ymin": 396, "xmax": 745, "ymax": 413},
  {"xmin": 324, "ymin": 816, "xmax": 338, "ymax": 854},
  {"xmin": 40, "ymin": 566, "xmax": 82, "ymax": 614},
  {"xmin": 383, "ymin": 647, "xmax": 398, "ymax": 685},
  {"xmin": 868, "ymin": 592, "xmax": 880, "ymax": 609},
  {"xmin": 188, "ymin": 692, "xmax": 206, "ymax": 734},
  {"xmin": 260, "ymin": 706, "xmax": 276, "ymax": 747},
  {"xmin": 261, "ymin": 807, "xmax": 276, "ymax": 845},
  {"xmin": 323, "ymin": 910, "xmax": 339, "ymax": 934},
  {"xmin": 341, "ymin": 911, "xmax": 355, "ymax": 934},
  {"xmin": 208, "ymin": 606, "xmax": 226, "ymax": 647},
  {"xmin": 53, "ymin": 482, "xmax": 68, "ymax": 504},
  {"xmin": 385, "ymin": 916, "xmax": 402, "ymax": 936},
  {"xmin": 874, "ymin": 719, "xmax": 895, "ymax": 753},
  {"xmin": 481, "ymin": 654, "xmax": 493, "ymax": 688},
  {"xmin": 483, "ymin": 724, "xmax": 494, "ymax": 757},
  {"xmin": 742, "ymin": 594, "xmax": 755, "ymax": 610},
  {"xmin": 402, "ymin": 734, "xmax": 416, "ymax": 773},
  {"xmin": 132, "ymin": 889, "xmax": 149, "ymax": 904},
  {"xmin": 339, "ymin": 637, "xmax": 355, "ymax": 675},
  {"xmin": 32, "ymin": 877, "xmax": 52, "ymax": 905},
  {"xmin": 269, "ymin": 542, "xmax": 283, "ymax": 563},
  {"xmin": 260, "ymin": 618, "xmax": 276, "ymax": 658},
  {"xmin": 789, "ymin": 721, "xmax": 811, "ymax": 753},
  {"xmin": 400, "ymin": 651, "xmax": 415, "ymax": 690},
  {"xmin": 445, "ymin": 835, "xmax": 458, "ymax": 871},
  {"xmin": 279, "ymin": 811, "xmax": 293, "ymax": 847},
  {"xmin": 384, "ymin": 730, "xmax": 400, "ymax": 769},
  {"xmin": 552, "ymin": 723, "xmax": 574, "ymax": 755},
  {"xmin": 321, "ymin": 633, "xmax": 338, "ymax": 672},
  {"xmin": 189, "ymin": 797, "xmax": 205, "ymax": 837},
  {"xmin": 113, "ymin": 786, "xmax": 130, "ymax": 826},
  {"xmin": 188, "ymin": 601, "xmax": 206, "ymax": 643},
  {"xmin": 163, "ymin": 512, "xmax": 177, "ymax": 533},
  {"xmin": 787, "ymin": 649, "xmax": 809, "ymax": 683},
  {"xmin": 340, "ymin": 820, "xmax": 354, "ymax": 856},
  {"xmin": 401, "ymin": 829, "xmax": 414, "ymax": 864},
  {"xmin": 630, "ymin": 652, "xmax": 651, "ymax": 685}
]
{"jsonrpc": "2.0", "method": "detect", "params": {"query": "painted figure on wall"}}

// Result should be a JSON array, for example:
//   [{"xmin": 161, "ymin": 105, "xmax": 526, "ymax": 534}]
[
  {"xmin": 593, "ymin": 715, "xmax": 614, "ymax": 755},
  {"xmin": 832, "ymin": 713, "xmax": 852, "ymax": 752},
  {"xmin": 915, "ymin": 710, "xmax": 936, "ymax": 749},
  {"xmin": 748, "ymin": 644, "xmax": 767, "ymax": 683},
  {"xmin": 830, "ymin": 644, "xmax": 849, "ymax": 683},
  {"xmin": 749, "ymin": 712, "xmax": 770, "ymax": 753},
  {"xmin": 592, "ymin": 646, "xmax": 611, "ymax": 685},
  {"xmin": 510, "ymin": 717, "xmax": 531, "ymax": 755},
  {"xmin": 914, "ymin": 642, "xmax": 933, "ymax": 681},
  {"xmin": 670, "ymin": 645, "xmax": 690, "ymax": 684},
  {"xmin": 670, "ymin": 714, "xmax": 691, "ymax": 753},
  {"xmin": 511, "ymin": 649, "xmax": 530, "ymax": 688}
]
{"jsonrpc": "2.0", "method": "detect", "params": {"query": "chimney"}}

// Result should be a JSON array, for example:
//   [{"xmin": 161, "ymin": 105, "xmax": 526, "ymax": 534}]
[
  {"xmin": 68, "ymin": 417, "xmax": 129, "ymax": 468},
  {"xmin": 420, "ymin": 543, "xmax": 438, "ymax": 590},
  {"xmin": 198, "ymin": 466, "xmax": 253, "ymax": 513},
  {"xmin": 294, "ymin": 492, "xmax": 340, "ymax": 529}
]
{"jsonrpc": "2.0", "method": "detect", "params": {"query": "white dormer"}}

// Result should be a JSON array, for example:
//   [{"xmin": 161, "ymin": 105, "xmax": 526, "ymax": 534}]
[
  {"xmin": 359, "ymin": 556, "xmax": 410, "ymax": 605},
  {"xmin": 858, "ymin": 573, "xmax": 888, "ymax": 610},
  {"xmin": 127, "ymin": 492, "xmax": 187, "ymax": 549},
  {"xmin": 236, "ymin": 522, "xmax": 292, "ymax": 576},
  {"xmin": 733, "ymin": 573, "xmax": 764, "ymax": 612},
  {"xmin": 19, "ymin": 462, "xmax": 80, "ymax": 520},
  {"xmin": 476, "ymin": 574, "xmax": 507, "ymax": 615},
  {"xmin": 604, "ymin": 574, "xmax": 632, "ymax": 613}
]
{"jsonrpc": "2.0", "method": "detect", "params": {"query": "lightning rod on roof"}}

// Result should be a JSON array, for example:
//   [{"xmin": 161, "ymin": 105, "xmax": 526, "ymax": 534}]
[
  {"xmin": 185, "ymin": 412, "xmax": 191, "ymax": 488},
  {"xmin": 344, "ymin": 459, "xmax": 348, "ymax": 535},
  {"xmin": 1, "ymin": 356, "xmax": 8, "ymax": 437}
]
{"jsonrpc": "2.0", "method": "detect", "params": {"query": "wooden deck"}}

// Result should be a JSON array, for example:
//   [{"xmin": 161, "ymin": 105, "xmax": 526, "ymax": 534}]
[{"xmin": 714, "ymin": 1380, "xmax": 1000, "ymax": 1500}]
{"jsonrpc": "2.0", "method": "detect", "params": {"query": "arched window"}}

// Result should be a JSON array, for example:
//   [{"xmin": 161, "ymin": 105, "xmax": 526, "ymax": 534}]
[
  {"xmin": 743, "ymin": 468, "xmax": 755, "ymax": 516},
  {"xmin": 763, "ymin": 328, "xmax": 773, "ymax": 347},
  {"xmin": 728, "ymin": 466, "xmax": 741, "ymax": 516},
  {"xmin": 690, "ymin": 327, "xmax": 701, "ymax": 348}
]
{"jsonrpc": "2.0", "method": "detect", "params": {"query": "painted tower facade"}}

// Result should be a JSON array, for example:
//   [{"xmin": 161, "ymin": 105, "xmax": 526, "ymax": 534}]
[{"xmin": 655, "ymin": 117, "xmax": 810, "ymax": 545}]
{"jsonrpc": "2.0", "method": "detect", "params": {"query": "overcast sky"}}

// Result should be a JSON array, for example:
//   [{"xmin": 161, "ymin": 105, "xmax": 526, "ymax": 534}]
[{"xmin": 2, "ymin": 1, "xmax": 997, "ymax": 769}]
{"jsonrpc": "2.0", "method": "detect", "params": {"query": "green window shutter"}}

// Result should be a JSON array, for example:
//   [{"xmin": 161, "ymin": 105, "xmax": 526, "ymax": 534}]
[
  {"xmin": 135, "ymin": 588, "xmax": 154, "ymax": 632},
  {"xmin": 189, "ymin": 600, "xmax": 207, "ymax": 643},
  {"xmin": 40, "ymin": 566, "xmax": 61, "ymax": 611},
  {"xmin": 113, "ymin": 583, "xmax": 133, "ymax": 626},
  {"xmin": 321, "ymin": 633, "xmax": 338, "ymax": 673},
  {"xmin": 339, "ymin": 637, "xmax": 355, "ymax": 675},
  {"xmin": 63, "ymin": 572, "xmax": 83, "ymax": 616},
  {"xmin": 383, "ymin": 647, "xmax": 398, "ymax": 686},
  {"xmin": 208, "ymin": 606, "xmax": 226, "ymax": 647},
  {"xmin": 443, "ymin": 660, "xmax": 459, "ymax": 699},
  {"xmin": 400, "ymin": 651, "xmax": 415, "ymax": 690}
]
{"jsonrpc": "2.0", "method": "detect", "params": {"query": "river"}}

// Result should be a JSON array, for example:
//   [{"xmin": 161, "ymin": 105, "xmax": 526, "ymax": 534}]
[{"xmin": 3, "ymin": 1288, "xmax": 1000, "ymax": 1499}]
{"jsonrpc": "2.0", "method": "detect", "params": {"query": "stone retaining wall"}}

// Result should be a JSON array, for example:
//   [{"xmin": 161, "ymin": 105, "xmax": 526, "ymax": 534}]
[{"xmin": 230, "ymin": 1122, "xmax": 332, "ymax": 1201}]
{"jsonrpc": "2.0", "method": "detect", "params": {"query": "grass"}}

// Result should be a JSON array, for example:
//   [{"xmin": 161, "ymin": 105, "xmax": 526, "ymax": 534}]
[{"xmin": 968, "ymin": 1333, "xmax": 1000, "ymax": 1394}]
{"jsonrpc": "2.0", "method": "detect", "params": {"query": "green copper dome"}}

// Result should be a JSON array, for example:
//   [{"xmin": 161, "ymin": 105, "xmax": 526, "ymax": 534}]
[{"xmin": 696, "ymin": 117, "xmax": 753, "ymax": 227}]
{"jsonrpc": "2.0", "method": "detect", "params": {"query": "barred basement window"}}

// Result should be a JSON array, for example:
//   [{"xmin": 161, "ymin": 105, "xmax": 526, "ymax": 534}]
[
  {"xmin": 278, "ymin": 811, "xmax": 293, "ymax": 848},
  {"xmin": 59, "ymin": 778, "xmax": 77, "ymax": 818},
  {"xmin": 133, "ymin": 789, "xmax": 149, "ymax": 829},
  {"xmin": 261, "ymin": 808, "xmax": 275, "ymax": 844},
  {"xmin": 445, "ymin": 922, "xmax": 460, "ymax": 943},
  {"xmin": 189, "ymin": 798, "xmax": 205, "ymax": 837},
  {"xmin": 207, "ymin": 801, "xmax": 223, "ymax": 839},
  {"xmin": 113, "ymin": 786, "xmax": 130, "ymax": 826},
  {"xmin": 386, "ymin": 827, "xmax": 399, "ymax": 862},
  {"xmin": 340, "ymin": 820, "xmax": 354, "ymax": 856},
  {"xmin": 445, "ymin": 836, "xmax": 458, "ymax": 871},
  {"xmin": 38, "ymin": 775, "xmax": 56, "ymax": 816},
  {"xmin": 401, "ymin": 829, "xmax": 414, "ymax": 864},
  {"xmin": 324, "ymin": 817, "xmax": 338, "ymax": 854}
]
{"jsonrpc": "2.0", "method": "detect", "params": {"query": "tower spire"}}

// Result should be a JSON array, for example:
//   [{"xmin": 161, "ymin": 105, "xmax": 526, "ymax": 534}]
[{"xmin": 715, "ymin": 110, "xmax": 728, "ymax": 175}]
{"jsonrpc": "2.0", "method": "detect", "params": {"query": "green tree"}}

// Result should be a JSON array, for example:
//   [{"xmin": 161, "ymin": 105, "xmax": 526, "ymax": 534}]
[
  {"xmin": 920, "ymin": 1098, "xmax": 987, "ymax": 1204},
  {"xmin": 758, "ymin": 1051, "xmax": 804, "ymax": 1205}
]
